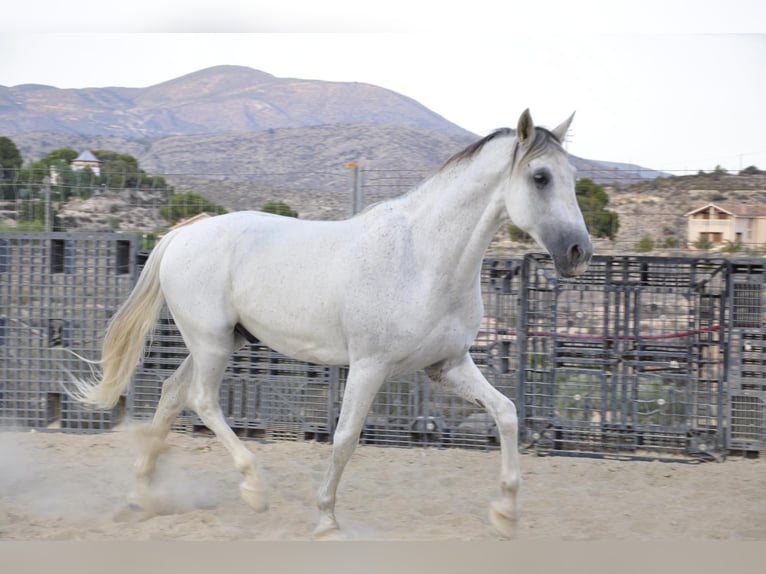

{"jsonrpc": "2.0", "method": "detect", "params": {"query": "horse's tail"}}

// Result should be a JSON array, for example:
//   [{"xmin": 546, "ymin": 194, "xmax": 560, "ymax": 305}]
[{"xmin": 67, "ymin": 229, "xmax": 181, "ymax": 409}]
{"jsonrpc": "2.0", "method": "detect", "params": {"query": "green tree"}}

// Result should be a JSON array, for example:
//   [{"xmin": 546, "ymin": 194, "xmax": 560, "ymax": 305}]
[
  {"xmin": 44, "ymin": 148, "xmax": 79, "ymax": 164},
  {"xmin": 575, "ymin": 178, "xmax": 620, "ymax": 240},
  {"xmin": 261, "ymin": 200, "xmax": 298, "ymax": 218},
  {"xmin": 69, "ymin": 165, "xmax": 100, "ymax": 198},
  {"xmin": 159, "ymin": 191, "xmax": 227, "ymax": 224},
  {"xmin": 0, "ymin": 136, "xmax": 23, "ymax": 199},
  {"xmin": 85, "ymin": 150, "xmax": 170, "ymax": 191},
  {"xmin": 11, "ymin": 149, "xmax": 79, "ymax": 197},
  {"xmin": 93, "ymin": 150, "xmax": 140, "ymax": 188}
]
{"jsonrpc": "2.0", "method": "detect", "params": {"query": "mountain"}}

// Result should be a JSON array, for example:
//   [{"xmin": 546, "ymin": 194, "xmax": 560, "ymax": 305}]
[
  {"xmin": 0, "ymin": 65, "xmax": 472, "ymax": 138},
  {"xmin": 11, "ymin": 65, "xmax": 764, "ymax": 253},
  {"xmin": 2, "ymin": 65, "xmax": 663, "ymax": 208}
]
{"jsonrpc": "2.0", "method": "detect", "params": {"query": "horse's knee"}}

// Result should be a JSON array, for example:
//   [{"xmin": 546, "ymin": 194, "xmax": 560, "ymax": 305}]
[{"xmin": 494, "ymin": 398, "xmax": 518, "ymax": 434}]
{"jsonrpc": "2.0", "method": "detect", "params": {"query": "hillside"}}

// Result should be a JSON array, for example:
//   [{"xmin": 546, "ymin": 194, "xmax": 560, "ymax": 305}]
[
  {"xmin": 9, "ymin": 123, "xmax": 659, "ymax": 204},
  {"xmin": 601, "ymin": 172, "xmax": 766, "ymax": 254},
  {"xmin": 2, "ymin": 65, "xmax": 661, "ymax": 190},
  {"xmin": 0, "ymin": 65, "xmax": 472, "ymax": 138}
]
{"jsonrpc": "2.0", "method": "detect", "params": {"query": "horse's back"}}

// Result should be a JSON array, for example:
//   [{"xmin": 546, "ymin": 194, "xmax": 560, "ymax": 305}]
[{"xmin": 158, "ymin": 212, "xmax": 356, "ymax": 363}]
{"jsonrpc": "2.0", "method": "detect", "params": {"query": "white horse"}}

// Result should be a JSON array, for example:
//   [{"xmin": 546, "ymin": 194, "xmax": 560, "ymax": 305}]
[{"xmin": 69, "ymin": 109, "xmax": 592, "ymax": 538}]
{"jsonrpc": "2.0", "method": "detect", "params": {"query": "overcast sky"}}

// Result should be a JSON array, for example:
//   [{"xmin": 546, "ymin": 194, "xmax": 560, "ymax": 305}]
[{"xmin": 1, "ymin": 1, "xmax": 765, "ymax": 173}]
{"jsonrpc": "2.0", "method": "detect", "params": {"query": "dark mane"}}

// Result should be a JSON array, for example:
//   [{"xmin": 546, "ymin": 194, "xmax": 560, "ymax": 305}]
[
  {"xmin": 441, "ymin": 126, "xmax": 563, "ymax": 171},
  {"xmin": 442, "ymin": 128, "xmax": 514, "ymax": 168}
]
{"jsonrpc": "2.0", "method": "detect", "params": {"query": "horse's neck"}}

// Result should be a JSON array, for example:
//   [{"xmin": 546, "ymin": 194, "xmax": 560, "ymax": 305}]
[{"xmin": 403, "ymin": 145, "xmax": 510, "ymax": 284}]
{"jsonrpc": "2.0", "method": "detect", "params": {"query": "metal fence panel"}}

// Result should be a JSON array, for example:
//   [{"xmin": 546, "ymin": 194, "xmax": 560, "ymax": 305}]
[
  {"xmin": 0, "ymin": 232, "xmax": 137, "ymax": 430},
  {"xmin": 727, "ymin": 259, "xmax": 766, "ymax": 454},
  {"xmin": 519, "ymin": 254, "xmax": 728, "ymax": 457}
]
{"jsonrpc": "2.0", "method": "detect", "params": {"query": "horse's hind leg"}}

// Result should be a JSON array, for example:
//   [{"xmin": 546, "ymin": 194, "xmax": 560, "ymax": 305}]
[
  {"xmin": 187, "ymin": 348, "xmax": 269, "ymax": 513},
  {"xmin": 426, "ymin": 353, "xmax": 521, "ymax": 538},
  {"xmin": 118, "ymin": 355, "xmax": 192, "ymax": 519}
]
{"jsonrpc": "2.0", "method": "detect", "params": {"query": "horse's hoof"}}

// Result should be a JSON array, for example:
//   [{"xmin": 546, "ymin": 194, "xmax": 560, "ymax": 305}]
[
  {"xmin": 489, "ymin": 499, "xmax": 519, "ymax": 539},
  {"xmin": 313, "ymin": 516, "xmax": 342, "ymax": 540},
  {"xmin": 239, "ymin": 482, "xmax": 269, "ymax": 512}
]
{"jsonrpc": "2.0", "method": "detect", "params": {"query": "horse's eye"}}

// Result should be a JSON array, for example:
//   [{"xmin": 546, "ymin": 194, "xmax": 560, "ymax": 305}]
[{"xmin": 532, "ymin": 170, "xmax": 550, "ymax": 188}]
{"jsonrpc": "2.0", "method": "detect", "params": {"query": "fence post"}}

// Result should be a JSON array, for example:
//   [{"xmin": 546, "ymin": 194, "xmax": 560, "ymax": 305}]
[
  {"xmin": 516, "ymin": 255, "xmax": 530, "ymax": 441},
  {"xmin": 43, "ymin": 176, "xmax": 51, "ymax": 232},
  {"xmin": 348, "ymin": 161, "xmax": 365, "ymax": 215}
]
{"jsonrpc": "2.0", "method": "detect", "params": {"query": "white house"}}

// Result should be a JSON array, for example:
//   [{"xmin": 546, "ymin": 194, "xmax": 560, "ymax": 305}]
[
  {"xmin": 70, "ymin": 150, "xmax": 102, "ymax": 176},
  {"xmin": 685, "ymin": 202, "xmax": 766, "ymax": 246}
]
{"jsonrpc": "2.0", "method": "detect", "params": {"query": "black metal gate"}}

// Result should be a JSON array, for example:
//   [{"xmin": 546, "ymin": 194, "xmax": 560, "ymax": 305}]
[
  {"xmin": 519, "ymin": 254, "xmax": 728, "ymax": 457},
  {"xmin": 0, "ymin": 232, "xmax": 138, "ymax": 429}
]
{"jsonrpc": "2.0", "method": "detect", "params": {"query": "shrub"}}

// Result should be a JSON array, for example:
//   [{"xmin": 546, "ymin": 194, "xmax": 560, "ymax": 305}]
[
  {"xmin": 694, "ymin": 235, "xmax": 714, "ymax": 250},
  {"xmin": 663, "ymin": 236, "xmax": 681, "ymax": 249},
  {"xmin": 575, "ymin": 178, "xmax": 620, "ymax": 240},
  {"xmin": 720, "ymin": 240, "xmax": 744, "ymax": 254},
  {"xmin": 159, "ymin": 191, "xmax": 227, "ymax": 224},
  {"xmin": 636, "ymin": 233, "xmax": 655, "ymax": 253},
  {"xmin": 261, "ymin": 200, "xmax": 298, "ymax": 218}
]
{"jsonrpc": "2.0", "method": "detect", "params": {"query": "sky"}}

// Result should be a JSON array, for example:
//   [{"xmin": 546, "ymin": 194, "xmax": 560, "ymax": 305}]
[{"xmin": 1, "ymin": 1, "xmax": 765, "ymax": 174}]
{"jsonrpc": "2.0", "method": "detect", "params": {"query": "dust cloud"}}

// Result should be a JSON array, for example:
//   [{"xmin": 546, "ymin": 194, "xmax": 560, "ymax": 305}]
[{"xmin": 0, "ymin": 425, "xmax": 222, "ymax": 529}]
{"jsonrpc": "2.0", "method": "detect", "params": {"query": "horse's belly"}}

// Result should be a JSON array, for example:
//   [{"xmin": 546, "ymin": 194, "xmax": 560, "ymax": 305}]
[
  {"xmin": 236, "ymin": 290, "xmax": 350, "ymax": 366},
  {"xmin": 255, "ymin": 327, "xmax": 350, "ymax": 366}
]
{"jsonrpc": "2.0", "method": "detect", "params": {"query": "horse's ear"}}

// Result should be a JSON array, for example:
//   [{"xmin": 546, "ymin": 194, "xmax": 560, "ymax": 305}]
[
  {"xmin": 552, "ymin": 112, "xmax": 575, "ymax": 143},
  {"xmin": 517, "ymin": 109, "xmax": 534, "ymax": 145}
]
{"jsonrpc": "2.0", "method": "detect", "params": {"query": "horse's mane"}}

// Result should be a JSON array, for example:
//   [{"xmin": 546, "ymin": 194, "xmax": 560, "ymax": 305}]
[
  {"xmin": 440, "ymin": 126, "xmax": 563, "ymax": 171},
  {"xmin": 443, "ymin": 128, "xmax": 515, "ymax": 167},
  {"xmin": 359, "ymin": 124, "xmax": 566, "ymax": 217}
]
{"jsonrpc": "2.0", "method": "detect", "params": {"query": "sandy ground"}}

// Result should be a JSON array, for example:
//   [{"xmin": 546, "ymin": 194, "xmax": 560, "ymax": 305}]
[{"xmin": 0, "ymin": 427, "xmax": 764, "ymax": 541}]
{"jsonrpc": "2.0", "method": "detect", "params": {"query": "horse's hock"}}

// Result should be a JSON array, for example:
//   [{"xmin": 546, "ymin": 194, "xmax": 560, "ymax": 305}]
[{"xmin": 1, "ymin": 232, "xmax": 764, "ymax": 458}]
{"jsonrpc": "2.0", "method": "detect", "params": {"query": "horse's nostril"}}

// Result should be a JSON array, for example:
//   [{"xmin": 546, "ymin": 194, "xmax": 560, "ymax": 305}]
[
  {"xmin": 569, "ymin": 244, "xmax": 584, "ymax": 263},
  {"xmin": 568, "ymin": 243, "xmax": 593, "ymax": 267}
]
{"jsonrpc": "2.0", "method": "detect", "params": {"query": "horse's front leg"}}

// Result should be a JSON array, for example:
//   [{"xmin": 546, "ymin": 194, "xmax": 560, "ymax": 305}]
[
  {"xmin": 315, "ymin": 361, "xmax": 388, "ymax": 538},
  {"xmin": 426, "ymin": 353, "xmax": 521, "ymax": 538}
]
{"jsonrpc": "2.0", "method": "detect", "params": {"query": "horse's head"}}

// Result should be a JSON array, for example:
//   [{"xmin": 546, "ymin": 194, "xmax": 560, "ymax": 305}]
[{"xmin": 505, "ymin": 109, "xmax": 592, "ymax": 278}]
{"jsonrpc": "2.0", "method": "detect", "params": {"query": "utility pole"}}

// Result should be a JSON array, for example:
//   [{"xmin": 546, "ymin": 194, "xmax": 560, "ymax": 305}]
[
  {"xmin": 42, "ymin": 176, "xmax": 51, "ymax": 232},
  {"xmin": 347, "ymin": 161, "xmax": 365, "ymax": 215}
]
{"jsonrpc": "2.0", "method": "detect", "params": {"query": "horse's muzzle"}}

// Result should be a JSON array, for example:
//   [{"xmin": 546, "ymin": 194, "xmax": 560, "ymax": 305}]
[{"xmin": 553, "ymin": 238, "xmax": 593, "ymax": 278}]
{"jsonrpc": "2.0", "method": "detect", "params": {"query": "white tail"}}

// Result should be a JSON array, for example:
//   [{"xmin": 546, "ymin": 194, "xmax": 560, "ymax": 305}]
[{"xmin": 67, "ymin": 230, "xmax": 180, "ymax": 409}]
